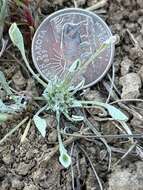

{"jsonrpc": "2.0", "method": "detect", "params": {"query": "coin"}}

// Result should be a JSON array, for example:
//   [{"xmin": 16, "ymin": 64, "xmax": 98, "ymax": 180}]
[{"xmin": 32, "ymin": 8, "xmax": 115, "ymax": 88}]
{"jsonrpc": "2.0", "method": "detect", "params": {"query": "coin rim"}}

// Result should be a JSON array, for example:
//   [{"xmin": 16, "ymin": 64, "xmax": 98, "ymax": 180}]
[{"xmin": 32, "ymin": 8, "xmax": 115, "ymax": 89}]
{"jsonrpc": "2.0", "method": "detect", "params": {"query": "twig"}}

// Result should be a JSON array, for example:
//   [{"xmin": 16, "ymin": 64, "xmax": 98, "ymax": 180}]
[
  {"xmin": 86, "ymin": 0, "xmax": 108, "ymax": 11},
  {"xmin": 20, "ymin": 119, "xmax": 31, "ymax": 143},
  {"xmin": 103, "ymin": 82, "xmax": 143, "ymax": 119},
  {"xmin": 76, "ymin": 146, "xmax": 81, "ymax": 179},
  {"xmin": 61, "ymin": 131, "xmax": 143, "ymax": 139},
  {"xmin": 73, "ymin": 0, "xmax": 78, "ymax": 8},
  {"xmin": 126, "ymin": 29, "xmax": 143, "ymax": 53},
  {"xmin": 106, "ymin": 64, "xmax": 115, "ymax": 103},
  {"xmin": 107, "ymin": 74, "xmax": 121, "ymax": 96},
  {"xmin": 113, "ymin": 141, "xmax": 137, "ymax": 167},
  {"xmin": 111, "ymin": 98, "xmax": 143, "ymax": 104},
  {"xmin": 0, "ymin": 116, "xmax": 29, "ymax": 144},
  {"xmin": 78, "ymin": 144, "xmax": 103, "ymax": 190},
  {"xmin": 70, "ymin": 142, "xmax": 75, "ymax": 190},
  {"xmin": 0, "ymin": 39, "xmax": 8, "ymax": 57},
  {"xmin": 110, "ymin": 146, "xmax": 137, "ymax": 156},
  {"xmin": 84, "ymin": 117, "xmax": 111, "ymax": 171}
]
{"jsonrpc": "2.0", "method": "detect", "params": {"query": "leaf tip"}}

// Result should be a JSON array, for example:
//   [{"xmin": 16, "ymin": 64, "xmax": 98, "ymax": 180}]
[{"xmin": 59, "ymin": 152, "xmax": 71, "ymax": 168}]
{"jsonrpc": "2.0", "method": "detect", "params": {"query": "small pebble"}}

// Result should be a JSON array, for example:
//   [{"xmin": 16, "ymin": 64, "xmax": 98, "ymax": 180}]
[
  {"xmin": 120, "ymin": 73, "xmax": 141, "ymax": 99},
  {"xmin": 120, "ymin": 57, "xmax": 133, "ymax": 76}
]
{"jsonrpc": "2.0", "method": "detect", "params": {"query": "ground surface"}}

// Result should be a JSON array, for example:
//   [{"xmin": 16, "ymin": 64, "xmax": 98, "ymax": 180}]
[{"xmin": 0, "ymin": 0, "xmax": 143, "ymax": 190}]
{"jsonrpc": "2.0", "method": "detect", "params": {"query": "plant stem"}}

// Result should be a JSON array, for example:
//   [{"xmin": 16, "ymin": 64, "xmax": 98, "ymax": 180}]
[
  {"xmin": 0, "ymin": 116, "xmax": 29, "ymax": 144},
  {"xmin": 77, "ymin": 100, "xmax": 105, "ymax": 107},
  {"xmin": 56, "ymin": 110, "xmax": 63, "ymax": 150},
  {"xmin": 62, "ymin": 42, "xmax": 109, "ymax": 88},
  {"xmin": 22, "ymin": 52, "xmax": 47, "ymax": 87},
  {"xmin": 35, "ymin": 104, "xmax": 48, "ymax": 115}
]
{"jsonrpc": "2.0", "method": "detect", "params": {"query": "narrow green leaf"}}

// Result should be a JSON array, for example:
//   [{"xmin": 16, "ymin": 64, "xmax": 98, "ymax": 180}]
[
  {"xmin": 72, "ymin": 115, "xmax": 84, "ymax": 121},
  {"xmin": 71, "ymin": 100, "xmax": 82, "ymax": 107},
  {"xmin": 9, "ymin": 23, "xmax": 47, "ymax": 87},
  {"xmin": 33, "ymin": 115, "xmax": 47, "ymax": 137},
  {"xmin": 70, "ymin": 79, "xmax": 85, "ymax": 93},
  {"xmin": 9, "ymin": 23, "xmax": 25, "ymax": 58},
  {"xmin": 56, "ymin": 111, "xmax": 71, "ymax": 168},
  {"xmin": 79, "ymin": 100, "xmax": 128, "ymax": 121},
  {"xmin": 119, "ymin": 121, "xmax": 133, "ymax": 143},
  {"xmin": 0, "ymin": 71, "xmax": 12, "ymax": 95},
  {"xmin": 69, "ymin": 59, "xmax": 81, "ymax": 73},
  {"xmin": 59, "ymin": 144, "xmax": 71, "ymax": 168},
  {"xmin": 104, "ymin": 104, "xmax": 128, "ymax": 121}
]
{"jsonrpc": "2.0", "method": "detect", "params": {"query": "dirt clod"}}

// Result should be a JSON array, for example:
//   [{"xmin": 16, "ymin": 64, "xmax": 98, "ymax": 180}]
[
  {"xmin": 87, "ymin": 0, "xmax": 98, "ymax": 7},
  {"xmin": 108, "ymin": 162, "xmax": 143, "ymax": 190},
  {"xmin": 23, "ymin": 184, "xmax": 39, "ymax": 190},
  {"xmin": 120, "ymin": 57, "xmax": 133, "ymax": 76},
  {"xmin": 119, "ymin": 73, "xmax": 141, "ymax": 99},
  {"xmin": 76, "ymin": 0, "xmax": 86, "ymax": 6},
  {"xmin": 48, "ymin": 129, "xmax": 57, "ymax": 142},
  {"xmin": 84, "ymin": 89, "xmax": 105, "ymax": 102},
  {"xmin": 12, "ymin": 70, "xmax": 27, "ymax": 90},
  {"xmin": 2, "ymin": 152, "xmax": 13, "ymax": 165},
  {"xmin": 16, "ymin": 161, "xmax": 35, "ymax": 176},
  {"xmin": 86, "ymin": 168, "xmax": 100, "ymax": 190},
  {"xmin": 11, "ymin": 178, "xmax": 24, "ymax": 189}
]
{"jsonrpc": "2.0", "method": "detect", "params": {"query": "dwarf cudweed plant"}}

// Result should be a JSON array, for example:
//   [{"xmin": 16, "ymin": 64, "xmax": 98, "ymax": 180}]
[{"xmin": 8, "ymin": 23, "xmax": 132, "ymax": 168}]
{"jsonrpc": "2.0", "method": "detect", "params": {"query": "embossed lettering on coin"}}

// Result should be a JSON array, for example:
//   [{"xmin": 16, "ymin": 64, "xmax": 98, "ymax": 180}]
[{"xmin": 32, "ymin": 8, "xmax": 114, "ymax": 88}]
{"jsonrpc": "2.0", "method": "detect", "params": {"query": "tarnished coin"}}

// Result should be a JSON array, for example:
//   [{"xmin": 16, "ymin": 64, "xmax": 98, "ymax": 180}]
[{"xmin": 32, "ymin": 8, "xmax": 115, "ymax": 88}]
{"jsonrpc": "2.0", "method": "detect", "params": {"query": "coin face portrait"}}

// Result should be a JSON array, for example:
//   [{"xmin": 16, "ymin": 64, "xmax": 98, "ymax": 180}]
[{"xmin": 32, "ymin": 8, "xmax": 115, "ymax": 88}]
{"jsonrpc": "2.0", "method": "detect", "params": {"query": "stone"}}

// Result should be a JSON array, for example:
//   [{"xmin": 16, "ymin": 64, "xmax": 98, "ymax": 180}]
[
  {"xmin": 23, "ymin": 184, "xmax": 39, "ymax": 190},
  {"xmin": 16, "ymin": 162, "xmax": 34, "ymax": 176},
  {"xmin": 48, "ymin": 129, "xmax": 57, "ymax": 142},
  {"xmin": 84, "ymin": 89, "xmax": 105, "ymax": 102},
  {"xmin": 12, "ymin": 70, "xmax": 26, "ymax": 90},
  {"xmin": 87, "ymin": 0, "xmax": 98, "ymax": 6},
  {"xmin": 2, "ymin": 153, "xmax": 13, "ymax": 165},
  {"xmin": 120, "ymin": 57, "xmax": 133, "ymax": 76},
  {"xmin": 119, "ymin": 73, "xmax": 141, "ymax": 99},
  {"xmin": 11, "ymin": 178, "xmax": 24, "ymax": 189},
  {"xmin": 108, "ymin": 162, "xmax": 143, "ymax": 190}
]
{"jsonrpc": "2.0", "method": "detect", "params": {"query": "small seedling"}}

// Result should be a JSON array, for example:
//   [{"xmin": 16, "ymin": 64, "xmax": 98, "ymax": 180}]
[
  {"xmin": 0, "ymin": 70, "xmax": 28, "ymax": 123},
  {"xmin": 8, "ymin": 23, "xmax": 131, "ymax": 168}
]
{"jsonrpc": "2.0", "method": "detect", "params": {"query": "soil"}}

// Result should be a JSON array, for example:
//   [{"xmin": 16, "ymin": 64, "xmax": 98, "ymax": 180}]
[{"xmin": 0, "ymin": 0, "xmax": 143, "ymax": 190}]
